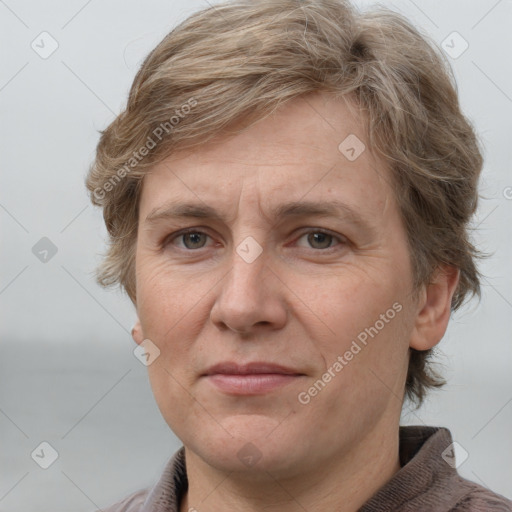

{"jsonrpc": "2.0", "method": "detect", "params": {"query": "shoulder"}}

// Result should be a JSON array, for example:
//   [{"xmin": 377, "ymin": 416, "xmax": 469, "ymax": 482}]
[
  {"xmin": 91, "ymin": 447, "xmax": 187, "ymax": 512},
  {"xmin": 392, "ymin": 426, "xmax": 512, "ymax": 512},
  {"xmin": 449, "ymin": 478, "xmax": 512, "ymax": 511},
  {"xmin": 93, "ymin": 487, "xmax": 150, "ymax": 512}
]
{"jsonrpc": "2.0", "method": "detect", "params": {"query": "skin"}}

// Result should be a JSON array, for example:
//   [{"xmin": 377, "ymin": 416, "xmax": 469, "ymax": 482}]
[{"xmin": 131, "ymin": 91, "xmax": 459, "ymax": 512}]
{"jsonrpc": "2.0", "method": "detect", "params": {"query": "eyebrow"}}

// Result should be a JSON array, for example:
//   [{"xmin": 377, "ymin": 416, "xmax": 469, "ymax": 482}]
[{"xmin": 144, "ymin": 199, "xmax": 377, "ymax": 234}]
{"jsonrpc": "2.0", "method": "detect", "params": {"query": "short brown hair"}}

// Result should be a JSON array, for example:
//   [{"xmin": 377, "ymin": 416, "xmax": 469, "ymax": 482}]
[{"xmin": 86, "ymin": 0, "xmax": 484, "ymax": 406}]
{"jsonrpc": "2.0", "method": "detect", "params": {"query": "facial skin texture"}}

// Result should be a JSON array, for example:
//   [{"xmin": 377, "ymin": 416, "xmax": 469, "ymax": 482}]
[{"xmin": 132, "ymin": 91, "xmax": 459, "ymax": 512}]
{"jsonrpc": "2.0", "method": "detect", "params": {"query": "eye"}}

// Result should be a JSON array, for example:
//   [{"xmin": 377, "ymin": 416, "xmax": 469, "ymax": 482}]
[
  {"xmin": 295, "ymin": 229, "xmax": 345, "ymax": 250},
  {"xmin": 163, "ymin": 228, "xmax": 346, "ymax": 252},
  {"xmin": 167, "ymin": 229, "xmax": 213, "ymax": 250}
]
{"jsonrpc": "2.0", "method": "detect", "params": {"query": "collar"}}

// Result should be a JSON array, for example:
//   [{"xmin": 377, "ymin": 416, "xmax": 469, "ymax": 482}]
[
  {"xmin": 139, "ymin": 426, "xmax": 464, "ymax": 512},
  {"xmin": 360, "ymin": 425, "xmax": 472, "ymax": 511}
]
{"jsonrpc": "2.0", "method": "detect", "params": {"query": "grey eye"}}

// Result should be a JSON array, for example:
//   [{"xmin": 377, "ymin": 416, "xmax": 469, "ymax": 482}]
[
  {"xmin": 181, "ymin": 232, "xmax": 208, "ymax": 249},
  {"xmin": 306, "ymin": 232, "xmax": 334, "ymax": 249}
]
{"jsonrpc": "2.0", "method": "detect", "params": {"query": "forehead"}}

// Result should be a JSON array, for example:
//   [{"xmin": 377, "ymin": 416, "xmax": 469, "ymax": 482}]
[{"xmin": 139, "ymin": 91, "xmax": 394, "ymax": 223}]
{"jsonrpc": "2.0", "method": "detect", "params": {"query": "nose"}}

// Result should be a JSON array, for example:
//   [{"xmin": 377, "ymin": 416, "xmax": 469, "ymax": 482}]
[{"xmin": 209, "ymin": 246, "xmax": 287, "ymax": 336}]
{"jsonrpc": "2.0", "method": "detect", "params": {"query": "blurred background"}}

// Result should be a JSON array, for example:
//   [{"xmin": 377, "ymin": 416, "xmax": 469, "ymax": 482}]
[{"xmin": 1, "ymin": 0, "xmax": 511, "ymax": 510}]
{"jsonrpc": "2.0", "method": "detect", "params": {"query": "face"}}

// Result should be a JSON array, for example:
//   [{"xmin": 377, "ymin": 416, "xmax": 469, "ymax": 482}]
[{"xmin": 134, "ymin": 92, "xmax": 419, "ymax": 478}]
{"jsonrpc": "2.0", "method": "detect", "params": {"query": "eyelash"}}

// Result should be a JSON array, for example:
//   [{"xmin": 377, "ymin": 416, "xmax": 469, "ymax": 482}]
[{"xmin": 162, "ymin": 227, "xmax": 347, "ymax": 253}]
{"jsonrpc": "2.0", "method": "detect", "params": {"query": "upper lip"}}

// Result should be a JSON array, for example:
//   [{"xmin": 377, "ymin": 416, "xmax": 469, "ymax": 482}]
[{"xmin": 202, "ymin": 361, "xmax": 304, "ymax": 376}]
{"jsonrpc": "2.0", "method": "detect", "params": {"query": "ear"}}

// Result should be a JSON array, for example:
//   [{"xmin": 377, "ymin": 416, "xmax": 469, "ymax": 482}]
[
  {"xmin": 409, "ymin": 265, "xmax": 460, "ymax": 351},
  {"xmin": 131, "ymin": 318, "xmax": 144, "ymax": 345}
]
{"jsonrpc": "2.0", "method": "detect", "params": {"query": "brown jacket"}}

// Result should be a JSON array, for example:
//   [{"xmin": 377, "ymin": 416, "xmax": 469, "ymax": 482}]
[{"xmin": 97, "ymin": 426, "xmax": 512, "ymax": 511}]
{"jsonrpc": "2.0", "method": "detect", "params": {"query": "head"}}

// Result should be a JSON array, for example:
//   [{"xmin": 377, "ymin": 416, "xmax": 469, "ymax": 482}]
[{"xmin": 86, "ymin": 0, "xmax": 483, "ymax": 476}]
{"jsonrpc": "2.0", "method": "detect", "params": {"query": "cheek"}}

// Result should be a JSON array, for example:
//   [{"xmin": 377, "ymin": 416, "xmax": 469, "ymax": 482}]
[
  {"xmin": 297, "ymin": 311, "xmax": 410, "ymax": 437},
  {"xmin": 304, "ymin": 268, "xmax": 404, "ymax": 343},
  {"xmin": 136, "ymin": 257, "xmax": 198, "ymax": 333},
  {"xmin": 147, "ymin": 362, "xmax": 200, "ymax": 434},
  {"xmin": 302, "ymin": 271, "xmax": 411, "ymax": 404}
]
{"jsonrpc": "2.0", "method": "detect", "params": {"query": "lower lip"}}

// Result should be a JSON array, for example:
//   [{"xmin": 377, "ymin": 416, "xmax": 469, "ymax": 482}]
[{"xmin": 205, "ymin": 374, "xmax": 301, "ymax": 394}]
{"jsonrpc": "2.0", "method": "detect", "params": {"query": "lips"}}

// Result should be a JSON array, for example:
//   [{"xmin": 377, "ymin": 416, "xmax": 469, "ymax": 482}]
[
  {"xmin": 202, "ymin": 361, "xmax": 305, "ymax": 395},
  {"xmin": 202, "ymin": 361, "xmax": 303, "ymax": 376}
]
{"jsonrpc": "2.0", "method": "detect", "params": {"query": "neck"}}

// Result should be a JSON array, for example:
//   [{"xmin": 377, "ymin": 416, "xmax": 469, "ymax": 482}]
[{"xmin": 179, "ymin": 423, "xmax": 401, "ymax": 512}]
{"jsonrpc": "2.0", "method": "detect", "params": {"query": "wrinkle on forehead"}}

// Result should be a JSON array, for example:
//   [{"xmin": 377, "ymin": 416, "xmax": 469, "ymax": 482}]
[{"xmin": 139, "ymin": 91, "xmax": 398, "ymax": 233}]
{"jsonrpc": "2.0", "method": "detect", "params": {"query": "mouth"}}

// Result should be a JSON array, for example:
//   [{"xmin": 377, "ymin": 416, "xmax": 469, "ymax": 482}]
[{"xmin": 202, "ymin": 361, "xmax": 305, "ymax": 395}]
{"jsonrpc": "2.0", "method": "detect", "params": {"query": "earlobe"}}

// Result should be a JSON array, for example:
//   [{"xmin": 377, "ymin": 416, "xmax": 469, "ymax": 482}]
[
  {"xmin": 131, "ymin": 318, "xmax": 144, "ymax": 345},
  {"xmin": 409, "ymin": 266, "xmax": 460, "ymax": 351}
]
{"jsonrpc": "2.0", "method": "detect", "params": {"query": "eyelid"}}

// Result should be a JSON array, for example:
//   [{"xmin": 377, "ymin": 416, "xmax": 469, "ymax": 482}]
[
  {"xmin": 294, "ymin": 226, "xmax": 344, "ymax": 238},
  {"xmin": 163, "ymin": 226, "xmax": 348, "ymax": 251},
  {"xmin": 293, "ymin": 227, "xmax": 347, "ymax": 250},
  {"xmin": 163, "ymin": 227, "xmax": 215, "ymax": 249}
]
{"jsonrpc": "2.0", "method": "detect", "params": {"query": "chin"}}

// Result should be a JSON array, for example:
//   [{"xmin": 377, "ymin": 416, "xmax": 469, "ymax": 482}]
[{"xmin": 185, "ymin": 415, "xmax": 304, "ymax": 476}]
